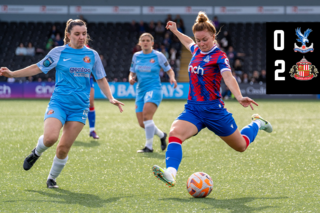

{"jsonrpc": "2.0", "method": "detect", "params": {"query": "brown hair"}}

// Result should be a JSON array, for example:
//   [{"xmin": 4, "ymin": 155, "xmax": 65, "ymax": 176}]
[
  {"xmin": 192, "ymin": 11, "xmax": 217, "ymax": 36},
  {"xmin": 64, "ymin": 19, "xmax": 91, "ymax": 45}
]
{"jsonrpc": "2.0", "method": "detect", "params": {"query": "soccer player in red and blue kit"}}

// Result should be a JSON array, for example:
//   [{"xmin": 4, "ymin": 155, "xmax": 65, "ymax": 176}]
[{"xmin": 152, "ymin": 12, "xmax": 273, "ymax": 187}]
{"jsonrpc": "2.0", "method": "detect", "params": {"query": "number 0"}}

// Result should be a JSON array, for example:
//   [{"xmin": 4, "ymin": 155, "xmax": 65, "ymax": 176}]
[
  {"xmin": 275, "ymin": 60, "xmax": 285, "ymax": 81},
  {"xmin": 274, "ymin": 30, "xmax": 284, "ymax": 51}
]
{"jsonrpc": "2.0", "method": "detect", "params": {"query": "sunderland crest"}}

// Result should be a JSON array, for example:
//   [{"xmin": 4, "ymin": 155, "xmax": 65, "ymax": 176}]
[{"xmin": 289, "ymin": 57, "xmax": 318, "ymax": 81}]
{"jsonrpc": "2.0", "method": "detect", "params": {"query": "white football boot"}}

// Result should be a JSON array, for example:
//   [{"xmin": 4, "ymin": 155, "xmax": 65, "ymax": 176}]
[
  {"xmin": 152, "ymin": 165, "xmax": 176, "ymax": 187},
  {"xmin": 252, "ymin": 114, "xmax": 273, "ymax": 133}
]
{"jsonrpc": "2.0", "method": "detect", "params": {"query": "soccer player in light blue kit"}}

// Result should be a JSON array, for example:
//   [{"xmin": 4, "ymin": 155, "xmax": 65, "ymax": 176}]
[
  {"xmin": 0, "ymin": 19, "xmax": 124, "ymax": 188},
  {"xmin": 129, "ymin": 33, "xmax": 177, "ymax": 153}
]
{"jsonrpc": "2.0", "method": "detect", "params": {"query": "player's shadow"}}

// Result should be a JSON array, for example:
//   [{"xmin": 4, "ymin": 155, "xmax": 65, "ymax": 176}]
[
  {"xmin": 18, "ymin": 189, "xmax": 122, "ymax": 208},
  {"xmin": 73, "ymin": 140, "xmax": 100, "ymax": 147},
  {"xmin": 160, "ymin": 196, "xmax": 287, "ymax": 213},
  {"xmin": 138, "ymin": 152, "xmax": 166, "ymax": 159}
]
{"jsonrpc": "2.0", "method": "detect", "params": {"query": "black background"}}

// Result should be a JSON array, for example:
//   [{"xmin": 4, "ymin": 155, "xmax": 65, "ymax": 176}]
[{"xmin": 266, "ymin": 22, "xmax": 320, "ymax": 94}]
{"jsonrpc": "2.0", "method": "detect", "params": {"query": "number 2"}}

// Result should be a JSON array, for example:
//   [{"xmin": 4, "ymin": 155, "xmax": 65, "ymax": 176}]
[{"xmin": 275, "ymin": 60, "xmax": 285, "ymax": 81}]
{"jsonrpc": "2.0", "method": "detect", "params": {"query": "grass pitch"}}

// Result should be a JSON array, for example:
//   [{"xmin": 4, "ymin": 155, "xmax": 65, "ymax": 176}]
[{"xmin": 0, "ymin": 99, "xmax": 320, "ymax": 212}]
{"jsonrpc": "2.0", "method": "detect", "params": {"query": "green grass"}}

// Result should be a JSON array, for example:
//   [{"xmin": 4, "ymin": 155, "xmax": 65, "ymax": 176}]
[{"xmin": 0, "ymin": 99, "xmax": 320, "ymax": 212}]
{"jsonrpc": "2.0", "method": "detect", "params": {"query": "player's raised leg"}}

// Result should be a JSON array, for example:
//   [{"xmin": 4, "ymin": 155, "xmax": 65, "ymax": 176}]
[
  {"xmin": 23, "ymin": 117, "xmax": 62, "ymax": 171},
  {"xmin": 220, "ymin": 114, "xmax": 272, "ymax": 152},
  {"xmin": 47, "ymin": 121, "xmax": 84, "ymax": 188},
  {"xmin": 153, "ymin": 120, "xmax": 198, "ymax": 187}
]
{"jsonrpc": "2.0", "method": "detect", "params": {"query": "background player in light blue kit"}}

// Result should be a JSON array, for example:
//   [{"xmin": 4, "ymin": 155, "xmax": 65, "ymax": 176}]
[
  {"xmin": 0, "ymin": 19, "xmax": 124, "ymax": 188},
  {"xmin": 129, "ymin": 33, "xmax": 177, "ymax": 153}
]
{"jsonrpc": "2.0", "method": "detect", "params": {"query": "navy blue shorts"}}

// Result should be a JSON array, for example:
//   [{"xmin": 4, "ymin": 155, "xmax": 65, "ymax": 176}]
[{"xmin": 176, "ymin": 100, "xmax": 237, "ymax": 137}]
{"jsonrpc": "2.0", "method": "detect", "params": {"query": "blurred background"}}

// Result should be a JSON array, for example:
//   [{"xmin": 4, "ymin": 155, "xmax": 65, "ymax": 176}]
[{"xmin": 0, "ymin": 0, "xmax": 319, "ymax": 99}]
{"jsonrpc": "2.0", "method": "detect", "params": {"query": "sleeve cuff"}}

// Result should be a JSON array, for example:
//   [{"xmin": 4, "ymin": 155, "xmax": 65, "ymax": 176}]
[{"xmin": 220, "ymin": 68, "xmax": 231, "ymax": 73}]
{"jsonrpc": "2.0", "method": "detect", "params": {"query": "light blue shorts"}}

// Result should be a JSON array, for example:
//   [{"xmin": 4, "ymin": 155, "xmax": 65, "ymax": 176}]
[
  {"xmin": 44, "ymin": 103, "xmax": 88, "ymax": 125},
  {"xmin": 135, "ymin": 89, "xmax": 163, "ymax": 113}
]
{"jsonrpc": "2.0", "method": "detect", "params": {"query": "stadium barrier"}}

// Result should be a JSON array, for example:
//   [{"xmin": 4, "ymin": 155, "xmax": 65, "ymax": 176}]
[{"xmin": 0, "ymin": 82, "xmax": 318, "ymax": 99}]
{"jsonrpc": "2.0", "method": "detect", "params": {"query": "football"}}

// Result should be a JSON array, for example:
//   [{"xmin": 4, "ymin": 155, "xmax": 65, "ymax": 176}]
[{"xmin": 186, "ymin": 172, "xmax": 213, "ymax": 198}]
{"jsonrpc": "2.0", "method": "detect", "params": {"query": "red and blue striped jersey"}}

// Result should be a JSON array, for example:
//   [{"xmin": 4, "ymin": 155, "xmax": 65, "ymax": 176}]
[{"xmin": 188, "ymin": 43, "xmax": 231, "ymax": 103}]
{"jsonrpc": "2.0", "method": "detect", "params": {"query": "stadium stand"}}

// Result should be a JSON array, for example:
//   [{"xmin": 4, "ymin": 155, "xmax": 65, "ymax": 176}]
[{"xmin": 0, "ymin": 20, "xmax": 266, "ymax": 83}]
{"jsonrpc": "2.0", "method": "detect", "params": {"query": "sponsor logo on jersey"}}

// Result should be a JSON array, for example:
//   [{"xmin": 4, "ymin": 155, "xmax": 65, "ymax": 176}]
[
  {"xmin": 150, "ymin": 59, "xmax": 155, "ymax": 63},
  {"xmin": 188, "ymin": 65, "xmax": 204, "ymax": 75},
  {"xmin": 203, "ymin": 55, "xmax": 210, "ymax": 62},
  {"xmin": 289, "ymin": 57, "xmax": 318, "ymax": 81},
  {"xmin": 63, "ymin": 58, "xmax": 72, "ymax": 61},
  {"xmin": 83, "ymin": 56, "xmax": 91, "ymax": 63},
  {"xmin": 69, "ymin": 67, "xmax": 91, "ymax": 73},
  {"xmin": 69, "ymin": 67, "xmax": 91, "ymax": 77},
  {"xmin": 294, "ymin": 28, "xmax": 314, "ymax": 53},
  {"xmin": 43, "ymin": 57, "xmax": 54, "ymax": 67},
  {"xmin": 164, "ymin": 61, "xmax": 169, "ymax": 67},
  {"xmin": 137, "ymin": 65, "xmax": 151, "ymax": 72},
  {"xmin": 47, "ymin": 109, "xmax": 54, "ymax": 115}
]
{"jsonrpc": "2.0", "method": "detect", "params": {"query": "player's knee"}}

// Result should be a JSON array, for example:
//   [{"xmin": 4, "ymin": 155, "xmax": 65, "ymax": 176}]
[
  {"xmin": 56, "ymin": 146, "xmax": 69, "ymax": 158},
  {"xmin": 43, "ymin": 134, "xmax": 59, "ymax": 146},
  {"xmin": 234, "ymin": 145, "xmax": 247, "ymax": 153},
  {"xmin": 169, "ymin": 128, "xmax": 182, "ymax": 139},
  {"xmin": 142, "ymin": 113, "xmax": 152, "ymax": 121}
]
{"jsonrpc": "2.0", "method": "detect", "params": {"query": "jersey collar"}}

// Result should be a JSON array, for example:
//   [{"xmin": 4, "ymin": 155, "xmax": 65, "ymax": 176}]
[{"xmin": 200, "ymin": 44, "xmax": 217, "ymax": 55}]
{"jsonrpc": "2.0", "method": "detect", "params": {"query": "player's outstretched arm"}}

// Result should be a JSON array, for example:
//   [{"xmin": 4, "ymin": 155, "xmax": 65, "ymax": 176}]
[
  {"xmin": 96, "ymin": 77, "xmax": 124, "ymax": 113},
  {"xmin": 166, "ymin": 21, "xmax": 194, "ymax": 51},
  {"xmin": 0, "ymin": 64, "xmax": 42, "ymax": 78},
  {"xmin": 166, "ymin": 69, "xmax": 177, "ymax": 88},
  {"xmin": 222, "ymin": 71, "xmax": 258, "ymax": 110}
]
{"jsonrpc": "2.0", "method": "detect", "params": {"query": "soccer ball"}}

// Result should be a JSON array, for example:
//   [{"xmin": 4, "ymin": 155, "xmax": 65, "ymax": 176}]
[{"xmin": 186, "ymin": 172, "xmax": 213, "ymax": 198}]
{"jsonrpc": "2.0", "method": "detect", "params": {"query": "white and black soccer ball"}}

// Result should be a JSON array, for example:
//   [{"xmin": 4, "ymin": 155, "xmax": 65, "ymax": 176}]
[{"xmin": 186, "ymin": 172, "xmax": 213, "ymax": 198}]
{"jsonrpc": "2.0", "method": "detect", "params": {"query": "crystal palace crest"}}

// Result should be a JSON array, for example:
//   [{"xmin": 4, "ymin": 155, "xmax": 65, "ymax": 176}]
[{"xmin": 294, "ymin": 28, "xmax": 314, "ymax": 53}]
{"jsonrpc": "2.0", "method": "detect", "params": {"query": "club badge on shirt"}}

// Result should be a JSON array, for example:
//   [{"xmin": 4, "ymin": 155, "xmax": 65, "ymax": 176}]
[{"xmin": 83, "ymin": 56, "xmax": 91, "ymax": 63}]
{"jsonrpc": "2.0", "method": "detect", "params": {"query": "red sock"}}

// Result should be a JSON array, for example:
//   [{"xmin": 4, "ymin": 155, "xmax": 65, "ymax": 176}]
[
  {"xmin": 168, "ymin": 137, "xmax": 182, "ymax": 144},
  {"xmin": 242, "ymin": 135, "xmax": 250, "ymax": 148}
]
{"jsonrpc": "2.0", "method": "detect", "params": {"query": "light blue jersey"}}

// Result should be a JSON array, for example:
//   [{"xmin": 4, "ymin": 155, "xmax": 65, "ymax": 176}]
[
  {"xmin": 37, "ymin": 45, "xmax": 106, "ymax": 111},
  {"xmin": 130, "ymin": 50, "xmax": 171, "ymax": 93}
]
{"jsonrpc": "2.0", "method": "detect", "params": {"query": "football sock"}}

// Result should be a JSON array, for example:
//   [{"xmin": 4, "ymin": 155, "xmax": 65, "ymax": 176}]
[
  {"xmin": 48, "ymin": 155, "xmax": 68, "ymax": 180},
  {"xmin": 88, "ymin": 107, "xmax": 95, "ymax": 132},
  {"xmin": 240, "ymin": 121, "xmax": 260, "ymax": 148},
  {"xmin": 35, "ymin": 135, "xmax": 49, "ymax": 156},
  {"xmin": 154, "ymin": 125, "xmax": 165, "ymax": 138},
  {"xmin": 144, "ymin": 120, "xmax": 155, "ymax": 149},
  {"xmin": 166, "ymin": 137, "xmax": 183, "ymax": 171}
]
